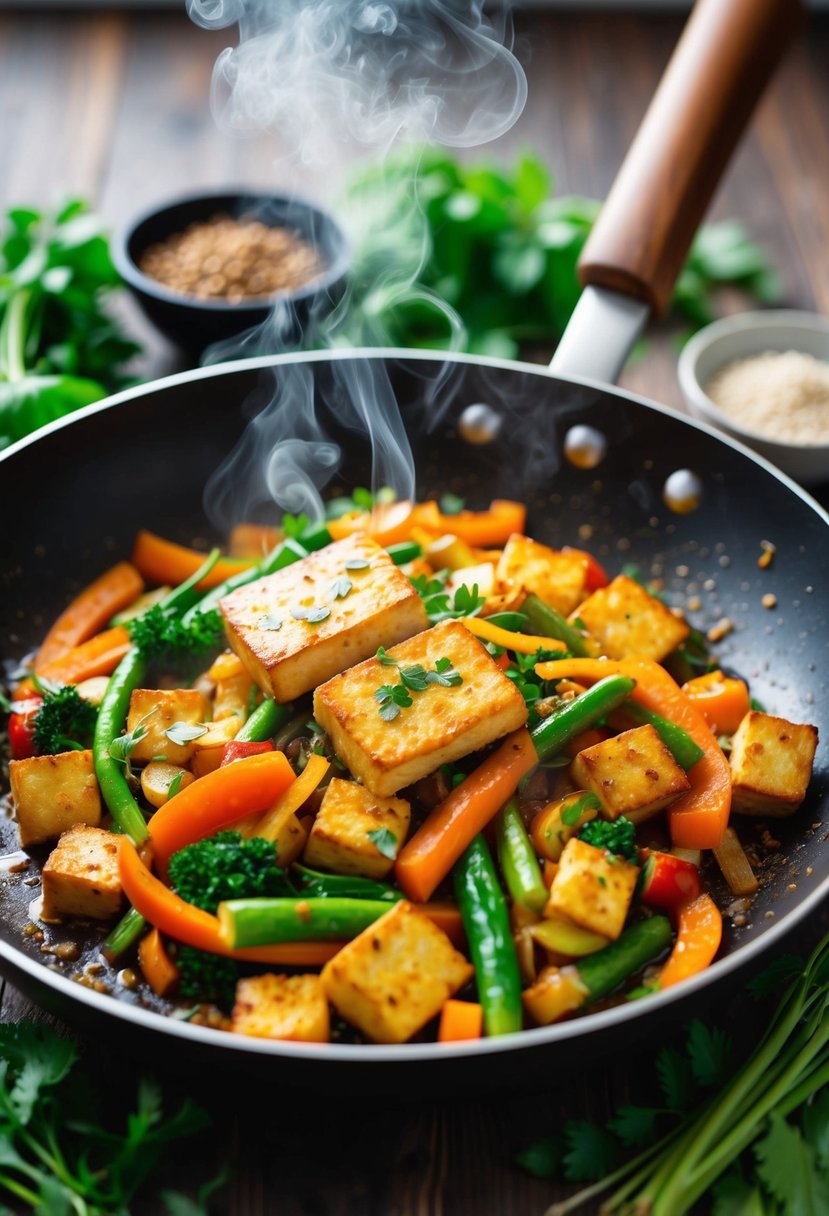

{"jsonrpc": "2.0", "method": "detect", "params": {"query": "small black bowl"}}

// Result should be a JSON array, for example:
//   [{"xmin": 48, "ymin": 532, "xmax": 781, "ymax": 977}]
[{"xmin": 112, "ymin": 189, "xmax": 351, "ymax": 355}]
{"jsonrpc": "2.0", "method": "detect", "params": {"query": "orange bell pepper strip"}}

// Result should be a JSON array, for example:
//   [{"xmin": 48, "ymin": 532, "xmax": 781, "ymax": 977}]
[
  {"xmin": 395, "ymin": 728, "xmax": 538, "ymax": 903},
  {"xmin": 326, "ymin": 501, "xmax": 416, "ymax": 547},
  {"xmin": 417, "ymin": 499, "xmax": 527, "ymax": 548},
  {"xmin": 534, "ymin": 656, "xmax": 731, "ymax": 850},
  {"xmin": 35, "ymin": 562, "xmax": 144, "ymax": 671},
  {"xmin": 438, "ymin": 999, "xmax": 483, "ymax": 1042},
  {"xmin": 119, "ymin": 838, "xmax": 340, "ymax": 965},
  {"xmin": 16, "ymin": 626, "xmax": 132, "ymax": 697},
  {"xmin": 137, "ymin": 926, "xmax": 181, "ymax": 998},
  {"xmin": 659, "ymin": 893, "xmax": 723, "ymax": 989},
  {"xmin": 681, "ymin": 670, "xmax": 751, "ymax": 736},
  {"xmin": 147, "ymin": 750, "xmax": 297, "ymax": 871},
  {"xmin": 461, "ymin": 616, "xmax": 567, "ymax": 656},
  {"xmin": 131, "ymin": 529, "xmax": 253, "ymax": 590}
]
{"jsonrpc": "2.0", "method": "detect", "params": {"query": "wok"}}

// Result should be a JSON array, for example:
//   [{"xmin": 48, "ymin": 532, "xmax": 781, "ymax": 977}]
[{"xmin": 0, "ymin": 0, "xmax": 825, "ymax": 1088}]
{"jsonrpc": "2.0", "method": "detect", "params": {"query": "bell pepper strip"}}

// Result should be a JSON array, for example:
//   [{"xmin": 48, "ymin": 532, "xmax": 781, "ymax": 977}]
[
  {"xmin": 438, "ymin": 1000, "xmax": 483, "ymax": 1043},
  {"xmin": 7, "ymin": 695, "xmax": 43, "ymax": 759},
  {"xmin": 658, "ymin": 894, "xmax": 723, "ymax": 989},
  {"xmin": 395, "ymin": 675, "xmax": 635, "ymax": 903},
  {"xmin": 241, "ymin": 752, "xmax": 329, "ymax": 842},
  {"xmin": 131, "ymin": 529, "xmax": 253, "ymax": 590},
  {"xmin": 234, "ymin": 697, "xmax": 292, "ymax": 744},
  {"xmin": 217, "ymin": 896, "xmax": 395, "ymax": 948},
  {"xmin": 16, "ymin": 627, "xmax": 132, "ymax": 698},
  {"xmin": 534, "ymin": 657, "xmax": 732, "ymax": 850},
  {"xmin": 494, "ymin": 798, "xmax": 548, "ymax": 913},
  {"xmin": 181, "ymin": 537, "xmax": 308, "ymax": 626},
  {"xmin": 93, "ymin": 647, "xmax": 150, "ymax": 844},
  {"xmin": 118, "ymin": 838, "xmax": 340, "ymax": 965},
  {"xmin": 575, "ymin": 915, "xmax": 673, "ymax": 1001},
  {"xmin": 561, "ymin": 546, "xmax": 610, "ymax": 591},
  {"xmin": 327, "ymin": 500, "xmax": 416, "ymax": 547},
  {"xmin": 34, "ymin": 561, "xmax": 144, "ymax": 672},
  {"xmin": 638, "ymin": 849, "xmax": 702, "ymax": 912},
  {"xmin": 454, "ymin": 834, "xmax": 524, "ymax": 1037},
  {"xmin": 523, "ymin": 593, "xmax": 592, "ymax": 657},
  {"xmin": 607, "ymin": 701, "xmax": 705, "ymax": 771},
  {"xmin": 137, "ymin": 927, "xmax": 180, "ymax": 998},
  {"xmin": 147, "ymin": 750, "xmax": 296, "ymax": 870},
  {"xmin": 422, "ymin": 499, "xmax": 526, "ymax": 547},
  {"xmin": 462, "ymin": 616, "xmax": 567, "ymax": 656},
  {"xmin": 220, "ymin": 739, "xmax": 275, "ymax": 766},
  {"xmin": 681, "ymin": 670, "xmax": 751, "ymax": 736}
]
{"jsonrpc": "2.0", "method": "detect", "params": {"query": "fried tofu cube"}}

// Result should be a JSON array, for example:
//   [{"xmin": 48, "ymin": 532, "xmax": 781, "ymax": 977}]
[
  {"xmin": 212, "ymin": 667, "xmax": 256, "ymax": 723},
  {"xmin": 548, "ymin": 837, "xmax": 639, "ymax": 940},
  {"xmin": 321, "ymin": 900, "xmax": 473, "ymax": 1043},
  {"xmin": 574, "ymin": 574, "xmax": 689, "ymax": 662},
  {"xmin": 522, "ymin": 964, "xmax": 589, "ymax": 1026},
  {"xmin": 10, "ymin": 750, "xmax": 101, "ymax": 848},
  {"xmin": 125, "ymin": 688, "xmax": 210, "ymax": 766},
  {"xmin": 730, "ymin": 711, "xmax": 818, "ymax": 817},
  {"xmin": 570, "ymin": 724, "xmax": 691, "ymax": 824},
  {"xmin": 303, "ymin": 778, "xmax": 411, "ymax": 878},
  {"xmin": 496, "ymin": 533, "xmax": 589, "ymax": 616},
  {"xmin": 220, "ymin": 535, "xmax": 428, "ymax": 703},
  {"xmin": 231, "ymin": 973, "xmax": 330, "ymax": 1042},
  {"xmin": 313, "ymin": 619, "xmax": 528, "ymax": 796},
  {"xmin": 40, "ymin": 825, "xmax": 122, "ymax": 922}
]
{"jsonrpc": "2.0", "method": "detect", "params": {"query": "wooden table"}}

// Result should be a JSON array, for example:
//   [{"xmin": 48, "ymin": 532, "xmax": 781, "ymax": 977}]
[{"xmin": 2, "ymin": 7, "xmax": 828, "ymax": 1213}]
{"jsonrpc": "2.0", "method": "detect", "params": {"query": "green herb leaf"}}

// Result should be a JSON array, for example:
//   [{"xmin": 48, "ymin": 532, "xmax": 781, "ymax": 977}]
[
  {"xmin": 687, "ymin": 1020, "xmax": 734, "ymax": 1090},
  {"xmin": 439, "ymin": 493, "xmax": 465, "ymax": 515},
  {"xmin": 291, "ymin": 605, "xmax": 331, "ymax": 624},
  {"xmin": 165, "ymin": 721, "xmax": 208, "ymax": 747},
  {"xmin": 376, "ymin": 646, "xmax": 399, "ymax": 667},
  {"xmin": 656, "ymin": 1045, "xmax": 698, "ymax": 1113},
  {"xmin": 109, "ymin": 722, "xmax": 147, "ymax": 764},
  {"xmin": 345, "ymin": 557, "xmax": 371, "ymax": 571},
  {"xmin": 514, "ymin": 1136, "xmax": 562, "ymax": 1179},
  {"xmin": 367, "ymin": 827, "xmax": 398, "ymax": 859},
  {"xmin": 399, "ymin": 664, "xmax": 431, "ymax": 692},
  {"xmin": 281, "ymin": 512, "xmax": 310, "ymax": 540},
  {"xmin": 427, "ymin": 657, "xmax": 463, "ymax": 687},
  {"xmin": 754, "ymin": 1113, "xmax": 829, "ymax": 1214},
  {"xmin": 258, "ymin": 613, "xmax": 283, "ymax": 631},
  {"xmin": 330, "ymin": 575, "xmax": 353, "ymax": 599},
  {"xmin": 167, "ymin": 771, "xmax": 185, "ymax": 800},
  {"xmin": 607, "ymin": 1106, "xmax": 661, "ymax": 1149},
  {"xmin": 561, "ymin": 1120, "xmax": 619, "ymax": 1182}
]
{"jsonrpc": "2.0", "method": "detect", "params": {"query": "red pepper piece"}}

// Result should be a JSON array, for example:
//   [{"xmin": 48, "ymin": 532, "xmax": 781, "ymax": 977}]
[
  {"xmin": 220, "ymin": 739, "xmax": 275, "ymax": 767},
  {"xmin": 639, "ymin": 849, "xmax": 701, "ymax": 911},
  {"xmin": 561, "ymin": 546, "xmax": 610, "ymax": 591},
  {"xmin": 8, "ymin": 696, "xmax": 43, "ymax": 760}
]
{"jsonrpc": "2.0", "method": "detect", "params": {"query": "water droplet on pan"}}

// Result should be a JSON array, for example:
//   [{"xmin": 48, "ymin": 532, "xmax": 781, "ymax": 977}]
[
  {"xmin": 663, "ymin": 469, "xmax": 703, "ymax": 514},
  {"xmin": 564, "ymin": 425, "xmax": 606, "ymax": 469},
  {"xmin": 459, "ymin": 403, "xmax": 502, "ymax": 445}
]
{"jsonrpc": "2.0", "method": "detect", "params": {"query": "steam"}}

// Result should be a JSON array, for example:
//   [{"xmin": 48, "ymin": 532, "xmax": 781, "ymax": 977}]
[{"xmin": 186, "ymin": 0, "xmax": 527, "ymax": 161}]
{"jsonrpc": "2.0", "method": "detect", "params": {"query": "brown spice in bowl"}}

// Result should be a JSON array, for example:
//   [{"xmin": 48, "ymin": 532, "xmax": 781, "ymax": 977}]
[
  {"xmin": 705, "ymin": 349, "xmax": 829, "ymax": 444},
  {"xmin": 138, "ymin": 213, "xmax": 325, "ymax": 303}
]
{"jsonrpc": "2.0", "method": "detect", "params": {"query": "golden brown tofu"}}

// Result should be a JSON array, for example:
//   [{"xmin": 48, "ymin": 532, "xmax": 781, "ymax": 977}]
[
  {"xmin": 547, "ymin": 838, "xmax": 639, "ymax": 941},
  {"xmin": 220, "ymin": 535, "xmax": 428, "ymax": 703},
  {"xmin": 313, "ymin": 619, "xmax": 528, "ymax": 796},
  {"xmin": 231, "ymin": 973, "xmax": 330, "ymax": 1042},
  {"xmin": 574, "ymin": 574, "xmax": 689, "ymax": 662},
  {"xmin": 41, "ymin": 825, "xmax": 122, "ymax": 922},
  {"xmin": 321, "ymin": 900, "xmax": 473, "ymax": 1043},
  {"xmin": 10, "ymin": 750, "xmax": 101, "ymax": 848},
  {"xmin": 303, "ymin": 778, "xmax": 411, "ymax": 878},
  {"xmin": 125, "ymin": 688, "xmax": 210, "ymax": 766},
  {"xmin": 730, "ymin": 711, "xmax": 818, "ymax": 817},
  {"xmin": 570, "ymin": 724, "xmax": 691, "ymax": 824},
  {"xmin": 522, "ymin": 964, "xmax": 589, "ymax": 1026},
  {"xmin": 212, "ymin": 667, "xmax": 256, "ymax": 723},
  {"xmin": 496, "ymin": 533, "xmax": 589, "ymax": 617}
]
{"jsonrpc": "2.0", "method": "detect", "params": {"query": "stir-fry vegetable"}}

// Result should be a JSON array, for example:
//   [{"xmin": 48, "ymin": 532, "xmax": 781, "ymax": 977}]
[{"xmin": 1, "ymin": 493, "xmax": 819, "ymax": 1046}]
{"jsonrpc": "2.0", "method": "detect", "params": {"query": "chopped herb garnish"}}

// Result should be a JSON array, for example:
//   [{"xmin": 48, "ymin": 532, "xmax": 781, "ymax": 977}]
[
  {"xmin": 429, "ymin": 656, "xmax": 463, "ymax": 687},
  {"xmin": 377, "ymin": 646, "xmax": 399, "ymax": 667},
  {"xmin": 108, "ymin": 722, "xmax": 148, "ymax": 765},
  {"xmin": 561, "ymin": 802, "xmax": 584, "ymax": 827},
  {"xmin": 439, "ymin": 492, "xmax": 465, "ymax": 515},
  {"xmin": 374, "ymin": 648, "xmax": 464, "ymax": 719},
  {"xmin": 367, "ymin": 827, "xmax": 398, "ymax": 859},
  {"xmin": 330, "ymin": 575, "xmax": 353, "ymax": 599},
  {"xmin": 281, "ymin": 512, "xmax": 310, "ymax": 540},
  {"xmin": 259, "ymin": 613, "xmax": 283, "ymax": 631},
  {"xmin": 291, "ymin": 605, "xmax": 331, "ymax": 624},
  {"xmin": 375, "ymin": 684, "xmax": 414, "ymax": 721},
  {"xmin": 345, "ymin": 557, "xmax": 371, "ymax": 571},
  {"xmin": 167, "ymin": 771, "xmax": 185, "ymax": 799},
  {"xmin": 410, "ymin": 572, "xmax": 485, "ymax": 624},
  {"xmin": 165, "ymin": 721, "xmax": 208, "ymax": 747},
  {"xmin": 399, "ymin": 664, "xmax": 432, "ymax": 692}
]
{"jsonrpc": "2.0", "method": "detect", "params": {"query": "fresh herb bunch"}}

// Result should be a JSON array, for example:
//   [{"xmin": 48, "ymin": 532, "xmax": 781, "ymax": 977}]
[
  {"xmin": 0, "ymin": 1019, "xmax": 221, "ymax": 1214},
  {"xmin": 343, "ymin": 148, "xmax": 780, "ymax": 359},
  {"xmin": 31, "ymin": 677, "xmax": 97, "ymax": 755},
  {"xmin": 128, "ymin": 603, "xmax": 224, "ymax": 663},
  {"xmin": 516, "ymin": 934, "xmax": 829, "ymax": 1215},
  {"xmin": 0, "ymin": 200, "xmax": 141, "ymax": 449}
]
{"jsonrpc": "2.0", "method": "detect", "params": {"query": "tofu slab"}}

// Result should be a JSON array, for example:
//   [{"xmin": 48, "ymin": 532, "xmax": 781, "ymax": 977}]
[
  {"xmin": 41, "ymin": 825, "xmax": 123, "ymax": 922},
  {"xmin": 220, "ymin": 534, "xmax": 428, "ymax": 702},
  {"xmin": 313, "ymin": 619, "xmax": 528, "ymax": 796}
]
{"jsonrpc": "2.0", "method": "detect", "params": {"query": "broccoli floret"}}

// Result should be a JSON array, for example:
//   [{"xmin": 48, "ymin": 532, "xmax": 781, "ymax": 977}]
[
  {"xmin": 128, "ymin": 604, "xmax": 223, "ymax": 664},
  {"xmin": 168, "ymin": 831, "xmax": 294, "ymax": 914},
  {"xmin": 578, "ymin": 816, "xmax": 639, "ymax": 864},
  {"xmin": 176, "ymin": 945, "xmax": 240, "ymax": 1011},
  {"xmin": 32, "ymin": 682, "xmax": 98, "ymax": 756}
]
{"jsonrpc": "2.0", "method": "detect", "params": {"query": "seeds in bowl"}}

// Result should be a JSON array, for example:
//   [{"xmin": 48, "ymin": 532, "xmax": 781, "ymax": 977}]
[
  {"xmin": 137, "ymin": 214, "xmax": 325, "ymax": 303},
  {"xmin": 704, "ymin": 349, "xmax": 829, "ymax": 444}
]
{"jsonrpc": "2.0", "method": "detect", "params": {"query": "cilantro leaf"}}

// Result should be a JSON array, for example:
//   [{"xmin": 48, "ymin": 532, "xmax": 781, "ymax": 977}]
[
  {"xmin": 427, "ymin": 658, "xmax": 463, "ymax": 687},
  {"xmin": 514, "ymin": 1136, "xmax": 562, "ymax": 1179},
  {"xmin": 367, "ymin": 827, "xmax": 398, "ymax": 859},
  {"xmin": 754, "ymin": 1112, "xmax": 829, "ymax": 1214},
  {"xmin": 607, "ymin": 1106, "xmax": 661, "ymax": 1149},
  {"xmin": 561, "ymin": 1120, "xmax": 619, "ymax": 1182},
  {"xmin": 710, "ymin": 1167, "xmax": 768, "ymax": 1216},
  {"xmin": 656, "ymin": 1045, "xmax": 698, "ymax": 1113},
  {"xmin": 747, "ymin": 954, "xmax": 803, "ymax": 1002},
  {"xmin": 376, "ymin": 646, "xmax": 399, "ymax": 667},
  {"xmin": 281, "ymin": 512, "xmax": 310, "ymax": 540},
  {"xmin": 165, "ymin": 721, "xmax": 208, "ymax": 747},
  {"xmin": 687, "ymin": 1019, "xmax": 734, "ymax": 1090},
  {"xmin": 802, "ymin": 1088, "xmax": 829, "ymax": 1172},
  {"xmin": 399, "ymin": 664, "xmax": 431, "ymax": 692}
]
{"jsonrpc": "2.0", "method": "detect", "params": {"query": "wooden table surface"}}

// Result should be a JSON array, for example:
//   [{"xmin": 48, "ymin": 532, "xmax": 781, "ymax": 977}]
[{"xmin": 2, "ymin": 7, "xmax": 829, "ymax": 1214}]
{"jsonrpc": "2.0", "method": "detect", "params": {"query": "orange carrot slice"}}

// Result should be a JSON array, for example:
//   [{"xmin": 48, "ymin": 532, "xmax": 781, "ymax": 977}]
[
  {"xmin": 681, "ymin": 670, "xmax": 751, "ymax": 736},
  {"xmin": 17, "ymin": 626, "xmax": 132, "ymax": 696},
  {"xmin": 438, "ymin": 999, "xmax": 483, "ymax": 1042},
  {"xmin": 659, "ymin": 894, "xmax": 723, "ymax": 988},
  {"xmin": 35, "ymin": 562, "xmax": 144, "ymax": 671},
  {"xmin": 131, "ymin": 529, "xmax": 253, "ymax": 590}
]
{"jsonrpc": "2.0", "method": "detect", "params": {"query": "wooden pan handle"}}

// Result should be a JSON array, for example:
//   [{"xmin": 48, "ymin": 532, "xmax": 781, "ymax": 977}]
[{"xmin": 578, "ymin": 0, "xmax": 806, "ymax": 316}]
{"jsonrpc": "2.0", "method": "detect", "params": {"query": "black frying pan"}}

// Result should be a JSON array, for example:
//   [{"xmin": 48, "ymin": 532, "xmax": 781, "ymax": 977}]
[{"xmin": 0, "ymin": 0, "xmax": 825, "ymax": 1088}]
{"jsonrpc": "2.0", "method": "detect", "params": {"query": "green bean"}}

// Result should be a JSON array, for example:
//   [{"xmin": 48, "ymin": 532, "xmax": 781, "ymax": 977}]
[
  {"xmin": 575, "ymin": 916, "xmax": 673, "ymax": 1002},
  {"xmin": 524, "ymin": 592, "xmax": 591, "ymax": 657},
  {"xmin": 299, "ymin": 521, "xmax": 333, "ymax": 551},
  {"xmin": 102, "ymin": 906, "xmax": 147, "ymax": 961},
  {"xmin": 235, "ymin": 698, "xmax": 291, "ymax": 743},
  {"xmin": 92, "ymin": 648, "xmax": 149, "ymax": 843},
  {"xmin": 217, "ymin": 897, "xmax": 393, "ymax": 947},
  {"xmin": 454, "ymin": 834, "xmax": 523, "ymax": 1037},
  {"xmin": 530, "ymin": 675, "xmax": 636, "ymax": 763},
  {"xmin": 494, "ymin": 798, "xmax": 547, "ymax": 913},
  {"xmin": 385, "ymin": 540, "xmax": 422, "ymax": 565}
]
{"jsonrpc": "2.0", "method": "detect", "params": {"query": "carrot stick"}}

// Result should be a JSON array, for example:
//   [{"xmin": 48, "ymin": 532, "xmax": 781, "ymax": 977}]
[
  {"xmin": 417, "ymin": 902, "xmax": 466, "ymax": 949},
  {"xmin": 137, "ymin": 926, "xmax": 180, "ymax": 998},
  {"xmin": 119, "ymin": 838, "xmax": 340, "ymax": 965},
  {"xmin": 534, "ymin": 656, "xmax": 732, "ymax": 850},
  {"xmin": 35, "ymin": 562, "xmax": 144, "ymax": 671},
  {"xmin": 659, "ymin": 893, "xmax": 723, "ymax": 988},
  {"xmin": 17, "ymin": 626, "xmax": 132, "ymax": 696},
  {"xmin": 394, "ymin": 728, "xmax": 538, "ymax": 903},
  {"xmin": 148, "ymin": 750, "xmax": 297, "ymax": 870},
  {"xmin": 438, "ymin": 999, "xmax": 483, "ymax": 1042},
  {"xmin": 131, "ymin": 529, "xmax": 253, "ymax": 590}
]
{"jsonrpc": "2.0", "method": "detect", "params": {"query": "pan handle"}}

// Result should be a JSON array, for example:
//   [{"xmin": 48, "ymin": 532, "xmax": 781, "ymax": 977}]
[{"xmin": 576, "ymin": 0, "xmax": 805, "ymax": 319}]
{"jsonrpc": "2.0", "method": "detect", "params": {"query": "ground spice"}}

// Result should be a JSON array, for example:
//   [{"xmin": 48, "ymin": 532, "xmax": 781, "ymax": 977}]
[
  {"xmin": 139, "ymin": 213, "xmax": 324, "ymax": 302},
  {"xmin": 705, "ymin": 349, "xmax": 829, "ymax": 444}
]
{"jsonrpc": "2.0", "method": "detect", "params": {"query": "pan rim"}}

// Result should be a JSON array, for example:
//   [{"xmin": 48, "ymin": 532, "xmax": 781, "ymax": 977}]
[{"xmin": 1, "ymin": 345, "xmax": 827, "ymax": 1062}]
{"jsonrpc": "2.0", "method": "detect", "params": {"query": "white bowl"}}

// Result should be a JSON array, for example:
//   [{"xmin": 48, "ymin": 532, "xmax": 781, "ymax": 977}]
[{"xmin": 677, "ymin": 309, "xmax": 829, "ymax": 487}]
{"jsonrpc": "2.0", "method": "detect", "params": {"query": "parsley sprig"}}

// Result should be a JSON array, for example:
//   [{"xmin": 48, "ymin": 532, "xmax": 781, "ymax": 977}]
[
  {"xmin": 374, "ymin": 647, "xmax": 463, "ymax": 720},
  {"xmin": 410, "ymin": 571, "xmax": 485, "ymax": 624}
]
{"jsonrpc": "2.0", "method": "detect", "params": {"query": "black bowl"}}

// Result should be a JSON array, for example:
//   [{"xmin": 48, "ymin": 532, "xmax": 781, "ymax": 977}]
[{"xmin": 112, "ymin": 189, "xmax": 351, "ymax": 355}]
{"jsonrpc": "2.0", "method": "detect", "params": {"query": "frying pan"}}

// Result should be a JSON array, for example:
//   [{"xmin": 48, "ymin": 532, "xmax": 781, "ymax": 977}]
[{"xmin": 0, "ymin": 0, "xmax": 825, "ymax": 1089}]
